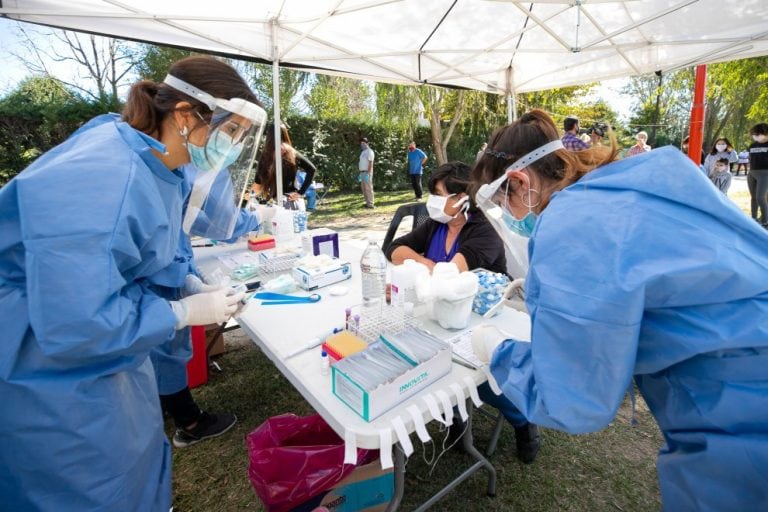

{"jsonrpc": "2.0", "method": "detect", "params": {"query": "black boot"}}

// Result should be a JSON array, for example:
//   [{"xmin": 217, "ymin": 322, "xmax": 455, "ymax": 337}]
[{"xmin": 514, "ymin": 423, "xmax": 541, "ymax": 464}]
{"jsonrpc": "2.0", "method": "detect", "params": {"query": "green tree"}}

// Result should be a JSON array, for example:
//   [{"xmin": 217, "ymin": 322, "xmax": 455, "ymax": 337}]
[
  {"xmin": 133, "ymin": 44, "xmax": 197, "ymax": 82},
  {"xmin": 417, "ymin": 86, "xmax": 467, "ymax": 166},
  {"xmin": 305, "ymin": 75, "xmax": 373, "ymax": 120},
  {"xmin": 247, "ymin": 64, "xmax": 311, "ymax": 117},
  {"xmin": 517, "ymin": 85, "xmax": 594, "ymax": 121},
  {"xmin": 0, "ymin": 76, "xmax": 102, "ymax": 186},
  {"xmin": 704, "ymin": 57, "xmax": 768, "ymax": 150},
  {"xmin": 624, "ymin": 69, "xmax": 695, "ymax": 148}
]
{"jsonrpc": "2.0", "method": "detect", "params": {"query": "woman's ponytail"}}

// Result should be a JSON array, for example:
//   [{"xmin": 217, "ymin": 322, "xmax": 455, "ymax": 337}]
[{"xmin": 122, "ymin": 81, "xmax": 163, "ymax": 137}]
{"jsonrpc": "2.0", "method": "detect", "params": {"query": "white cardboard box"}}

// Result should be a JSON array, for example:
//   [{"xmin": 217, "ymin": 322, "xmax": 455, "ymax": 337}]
[
  {"xmin": 301, "ymin": 228, "xmax": 339, "ymax": 258},
  {"xmin": 331, "ymin": 340, "xmax": 452, "ymax": 421},
  {"xmin": 293, "ymin": 259, "xmax": 352, "ymax": 290}
]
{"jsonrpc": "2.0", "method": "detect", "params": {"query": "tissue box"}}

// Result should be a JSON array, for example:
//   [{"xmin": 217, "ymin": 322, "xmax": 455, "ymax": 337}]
[
  {"xmin": 301, "ymin": 228, "xmax": 339, "ymax": 258},
  {"xmin": 293, "ymin": 259, "xmax": 352, "ymax": 290}
]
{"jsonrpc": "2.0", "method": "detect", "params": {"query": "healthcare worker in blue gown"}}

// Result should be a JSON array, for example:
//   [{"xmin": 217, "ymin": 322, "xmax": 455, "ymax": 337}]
[
  {"xmin": 151, "ymin": 163, "xmax": 261, "ymax": 449},
  {"xmin": 470, "ymin": 109, "xmax": 768, "ymax": 511},
  {"xmin": 0, "ymin": 56, "xmax": 265, "ymax": 511}
]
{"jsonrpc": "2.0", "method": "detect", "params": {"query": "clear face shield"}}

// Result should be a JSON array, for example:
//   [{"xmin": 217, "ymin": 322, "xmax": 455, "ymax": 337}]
[
  {"xmin": 164, "ymin": 74, "xmax": 268, "ymax": 240},
  {"xmin": 474, "ymin": 140, "xmax": 564, "ymax": 268}
]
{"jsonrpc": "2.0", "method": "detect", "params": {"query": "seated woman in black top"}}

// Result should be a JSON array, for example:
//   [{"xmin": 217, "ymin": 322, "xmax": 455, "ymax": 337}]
[
  {"xmin": 386, "ymin": 161, "xmax": 507, "ymax": 275},
  {"xmin": 386, "ymin": 162, "xmax": 540, "ymax": 464},
  {"xmin": 252, "ymin": 123, "xmax": 316, "ymax": 203}
]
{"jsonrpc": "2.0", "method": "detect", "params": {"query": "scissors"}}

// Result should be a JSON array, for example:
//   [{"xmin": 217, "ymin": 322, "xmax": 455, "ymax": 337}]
[{"xmin": 253, "ymin": 292, "xmax": 322, "ymax": 306}]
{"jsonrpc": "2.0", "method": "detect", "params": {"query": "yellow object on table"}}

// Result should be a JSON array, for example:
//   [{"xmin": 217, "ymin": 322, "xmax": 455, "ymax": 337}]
[{"xmin": 322, "ymin": 331, "xmax": 367, "ymax": 361}]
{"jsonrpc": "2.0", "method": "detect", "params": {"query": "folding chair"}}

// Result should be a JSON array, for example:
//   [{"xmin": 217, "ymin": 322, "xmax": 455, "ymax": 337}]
[
  {"xmin": 381, "ymin": 202, "xmax": 429, "ymax": 254},
  {"xmin": 313, "ymin": 181, "xmax": 329, "ymax": 205}
]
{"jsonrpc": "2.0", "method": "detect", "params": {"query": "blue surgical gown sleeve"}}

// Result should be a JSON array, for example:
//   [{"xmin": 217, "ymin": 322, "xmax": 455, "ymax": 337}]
[{"xmin": 490, "ymin": 197, "xmax": 645, "ymax": 433}]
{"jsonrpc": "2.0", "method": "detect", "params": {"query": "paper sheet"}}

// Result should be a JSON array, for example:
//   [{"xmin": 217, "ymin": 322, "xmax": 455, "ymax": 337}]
[{"xmin": 446, "ymin": 329, "xmax": 486, "ymax": 369}]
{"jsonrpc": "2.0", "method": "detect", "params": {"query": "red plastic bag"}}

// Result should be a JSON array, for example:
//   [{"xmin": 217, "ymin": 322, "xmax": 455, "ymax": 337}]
[{"xmin": 246, "ymin": 413, "xmax": 376, "ymax": 512}]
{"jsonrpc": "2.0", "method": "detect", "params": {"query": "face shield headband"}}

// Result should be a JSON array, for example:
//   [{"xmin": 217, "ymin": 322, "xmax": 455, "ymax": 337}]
[
  {"xmin": 164, "ymin": 74, "xmax": 268, "ymax": 240},
  {"xmin": 475, "ymin": 139, "xmax": 564, "ymax": 264}
]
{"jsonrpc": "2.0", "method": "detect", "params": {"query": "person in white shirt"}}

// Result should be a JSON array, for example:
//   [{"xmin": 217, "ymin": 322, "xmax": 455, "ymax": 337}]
[{"xmin": 358, "ymin": 137, "xmax": 375, "ymax": 208}]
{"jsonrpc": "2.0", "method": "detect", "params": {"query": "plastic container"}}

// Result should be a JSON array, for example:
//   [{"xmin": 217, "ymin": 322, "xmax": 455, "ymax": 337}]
[
  {"xmin": 390, "ymin": 259, "xmax": 429, "ymax": 312},
  {"xmin": 293, "ymin": 210, "xmax": 309, "ymax": 233},
  {"xmin": 271, "ymin": 207, "xmax": 295, "ymax": 242},
  {"xmin": 472, "ymin": 269, "xmax": 509, "ymax": 316},
  {"xmin": 434, "ymin": 294, "xmax": 475, "ymax": 329},
  {"xmin": 360, "ymin": 239, "xmax": 387, "ymax": 309}
]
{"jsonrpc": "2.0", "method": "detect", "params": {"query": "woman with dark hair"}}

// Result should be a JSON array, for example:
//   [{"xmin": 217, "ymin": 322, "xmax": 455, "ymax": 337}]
[
  {"xmin": 0, "ymin": 56, "xmax": 265, "ymax": 510},
  {"xmin": 470, "ymin": 109, "xmax": 768, "ymax": 511},
  {"xmin": 253, "ymin": 123, "xmax": 316, "ymax": 206},
  {"xmin": 703, "ymin": 136, "xmax": 738, "ymax": 177},
  {"xmin": 748, "ymin": 122, "xmax": 768, "ymax": 226},
  {"xmin": 386, "ymin": 161, "xmax": 541, "ymax": 464},
  {"xmin": 386, "ymin": 161, "xmax": 506, "ymax": 274}
]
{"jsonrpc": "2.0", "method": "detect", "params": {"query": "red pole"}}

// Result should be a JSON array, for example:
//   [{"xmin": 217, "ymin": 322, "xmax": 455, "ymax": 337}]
[{"xmin": 688, "ymin": 64, "xmax": 707, "ymax": 165}]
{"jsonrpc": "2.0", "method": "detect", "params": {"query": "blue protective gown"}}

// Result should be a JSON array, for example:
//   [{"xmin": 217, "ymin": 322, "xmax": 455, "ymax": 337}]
[
  {"xmin": 149, "ymin": 164, "xmax": 260, "ymax": 395},
  {"xmin": 490, "ymin": 147, "xmax": 768, "ymax": 511},
  {"xmin": 0, "ymin": 115, "xmax": 182, "ymax": 511}
]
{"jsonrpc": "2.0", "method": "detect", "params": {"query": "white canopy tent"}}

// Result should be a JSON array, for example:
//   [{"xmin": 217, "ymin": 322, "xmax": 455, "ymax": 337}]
[{"xmin": 3, "ymin": 0, "xmax": 768, "ymax": 200}]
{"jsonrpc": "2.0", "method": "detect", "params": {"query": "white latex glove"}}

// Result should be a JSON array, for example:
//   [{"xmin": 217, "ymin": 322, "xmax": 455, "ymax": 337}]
[
  {"xmin": 183, "ymin": 274, "xmax": 222, "ymax": 295},
  {"xmin": 471, "ymin": 324, "xmax": 510, "ymax": 364},
  {"xmin": 170, "ymin": 287, "xmax": 246, "ymax": 329},
  {"xmin": 482, "ymin": 278, "xmax": 527, "ymax": 319},
  {"xmin": 503, "ymin": 278, "xmax": 527, "ymax": 313}
]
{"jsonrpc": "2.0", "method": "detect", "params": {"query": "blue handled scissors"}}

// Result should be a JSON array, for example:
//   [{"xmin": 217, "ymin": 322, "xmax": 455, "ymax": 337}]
[{"xmin": 254, "ymin": 292, "xmax": 321, "ymax": 305}]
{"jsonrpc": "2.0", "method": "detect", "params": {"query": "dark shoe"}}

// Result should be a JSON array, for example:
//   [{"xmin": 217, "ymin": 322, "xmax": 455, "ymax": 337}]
[
  {"xmin": 172, "ymin": 411, "xmax": 237, "ymax": 448},
  {"xmin": 364, "ymin": 205, "xmax": 375, "ymax": 209},
  {"xmin": 514, "ymin": 423, "xmax": 541, "ymax": 464}
]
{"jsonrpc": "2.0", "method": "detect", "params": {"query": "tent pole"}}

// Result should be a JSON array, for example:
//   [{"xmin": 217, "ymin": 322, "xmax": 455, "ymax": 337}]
[
  {"xmin": 507, "ymin": 94, "xmax": 517, "ymax": 124},
  {"xmin": 272, "ymin": 18, "xmax": 283, "ymax": 207},
  {"xmin": 687, "ymin": 64, "xmax": 706, "ymax": 166},
  {"xmin": 506, "ymin": 66, "xmax": 517, "ymax": 123}
]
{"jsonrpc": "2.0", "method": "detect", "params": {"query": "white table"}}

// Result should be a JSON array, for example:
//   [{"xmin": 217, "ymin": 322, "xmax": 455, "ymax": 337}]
[{"xmin": 194, "ymin": 238, "xmax": 531, "ymax": 510}]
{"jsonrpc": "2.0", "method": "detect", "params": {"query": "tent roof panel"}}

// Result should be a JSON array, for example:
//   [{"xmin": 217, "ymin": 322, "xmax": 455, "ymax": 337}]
[{"xmin": 3, "ymin": 0, "xmax": 768, "ymax": 94}]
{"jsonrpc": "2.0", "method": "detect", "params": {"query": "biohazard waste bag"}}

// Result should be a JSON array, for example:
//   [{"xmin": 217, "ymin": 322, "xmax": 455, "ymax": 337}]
[{"xmin": 247, "ymin": 413, "xmax": 377, "ymax": 512}]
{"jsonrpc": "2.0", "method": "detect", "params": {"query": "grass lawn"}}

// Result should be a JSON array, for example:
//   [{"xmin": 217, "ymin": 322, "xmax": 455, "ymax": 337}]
[
  {"xmin": 308, "ymin": 189, "xmax": 419, "ymax": 226},
  {"xmin": 169, "ymin": 339, "xmax": 663, "ymax": 512}
]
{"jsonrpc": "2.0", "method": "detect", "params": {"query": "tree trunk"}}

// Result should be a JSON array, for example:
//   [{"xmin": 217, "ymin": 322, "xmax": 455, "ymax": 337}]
[{"xmin": 650, "ymin": 72, "xmax": 662, "ymax": 145}]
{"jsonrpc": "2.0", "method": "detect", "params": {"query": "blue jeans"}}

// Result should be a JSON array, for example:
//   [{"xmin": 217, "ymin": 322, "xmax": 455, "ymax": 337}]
[
  {"xmin": 477, "ymin": 382, "xmax": 528, "ymax": 427},
  {"xmin": 305, "ymin": 186, "xmax": 317, "ymax": 210}
]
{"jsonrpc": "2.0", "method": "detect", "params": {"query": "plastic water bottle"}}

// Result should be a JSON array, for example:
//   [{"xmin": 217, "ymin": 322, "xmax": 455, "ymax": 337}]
[
  {"xmin": 248, "ymin": 191, "xmax": 258, "ymax": 213},
  {"xmin": 360, "ymin": 239, "xmax": 387, "ymax": 308}
]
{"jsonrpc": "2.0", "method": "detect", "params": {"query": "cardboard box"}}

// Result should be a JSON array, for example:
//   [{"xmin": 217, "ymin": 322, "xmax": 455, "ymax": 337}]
[
  {"xmin": 293, "ymin": 259, "xmax": 352, "ymax": 290},
  {"xmin": 291, "ymin": 460, "xmax": 394, "ymax": 512},
  {"xmin": 205, "ymin": 326, "xmax": 226, "ymax": 357},
  {"xmin": 332, "ymin": 340, "xmax": 452, "ymax": 421},
  {"xmin": 302, "ymin": 228, "xmax": 339, "ymax": 258}
]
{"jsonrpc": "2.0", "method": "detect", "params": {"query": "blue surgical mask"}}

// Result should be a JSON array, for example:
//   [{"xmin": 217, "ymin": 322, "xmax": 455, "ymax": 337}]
[
  {"xmin": 502, "ymin": 209, "xmax": 538, "ymax": 238},
  {"xmin": 188, "ymin": 129, "xmax": 244, "ymax": 173}
]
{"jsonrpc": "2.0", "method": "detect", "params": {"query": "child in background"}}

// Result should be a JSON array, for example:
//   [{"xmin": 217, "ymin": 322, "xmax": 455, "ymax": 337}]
[
  {"xmin": 711, "ymin": 157, "xmax": 733, "ymax": 194},
  {"xmin": 736, "ymin": 149, "xmax": 749, "ymax": 176}
]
